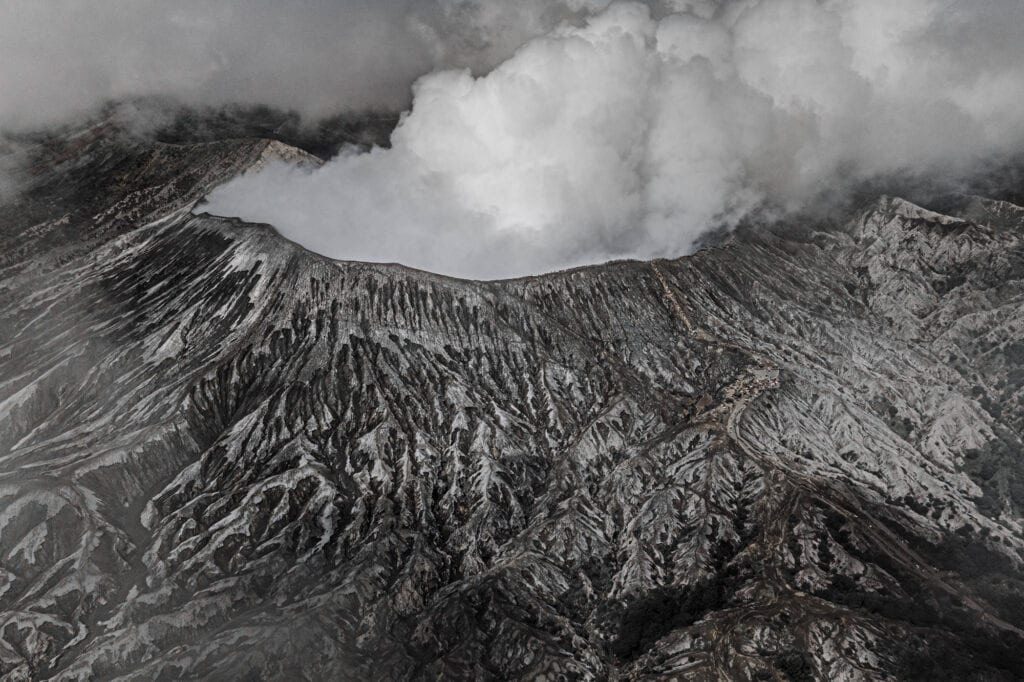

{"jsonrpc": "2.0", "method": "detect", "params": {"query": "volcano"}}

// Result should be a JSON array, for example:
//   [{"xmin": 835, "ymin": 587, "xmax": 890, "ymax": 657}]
[{"xmin": 1, "ymin": 117, "xmax": 1024, "ymax": 681}]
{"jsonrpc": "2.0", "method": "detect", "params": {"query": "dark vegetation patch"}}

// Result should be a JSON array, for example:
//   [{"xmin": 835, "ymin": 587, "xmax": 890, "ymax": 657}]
[
  {"xmin": 607, "ymin": 564, "xmax": 746, "ymax": 661},
  {"xmin": 913, "ymin": 533, "xmax": 1024, "ymax": 629},
  {"xmin": 816, "ymin": 507, "xmax": 1024, "ymax": 679},
  {"xmin": 869, "ymin": 397, "xmax": 915, "ymax": 441},
  {"xmin": 822, "ymin": 572, "xmax": 1024, "ymax": 680},
  {"xmin": 773, "ymin": 650, "xmax": 815, "ymax": 682},
  {"xmin": 962, "ymin": 422, "xmax": 1024, "ymax": 519},
  {"xmin": 895, "ymin": 631, "xmax": 1024, "ymax": 682}
]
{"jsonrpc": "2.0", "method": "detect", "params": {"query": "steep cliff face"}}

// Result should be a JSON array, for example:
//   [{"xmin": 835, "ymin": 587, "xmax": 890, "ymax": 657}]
[{"xmin": 1, "ymin": 122, "xmax": 1023, "ymax": 681}]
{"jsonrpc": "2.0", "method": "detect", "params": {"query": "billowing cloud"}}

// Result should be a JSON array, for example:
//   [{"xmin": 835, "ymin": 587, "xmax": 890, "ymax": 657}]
[
  {"xmin": 203, "ymin": 0, "xmax": 1024, "ymax": 279},
  {"xmin": 5, "ymin": 1, "xmax": 1023, "ymax": 279},
  {"xmin": 0, "ymin": 0, "xmax": 607, "ymax": 131}
]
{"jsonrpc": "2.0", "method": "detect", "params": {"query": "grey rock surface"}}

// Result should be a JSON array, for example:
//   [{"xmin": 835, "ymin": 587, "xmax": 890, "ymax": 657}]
[{"xmin": 1, "ymin": 119, "xmax": 1023, "ymax": 680}]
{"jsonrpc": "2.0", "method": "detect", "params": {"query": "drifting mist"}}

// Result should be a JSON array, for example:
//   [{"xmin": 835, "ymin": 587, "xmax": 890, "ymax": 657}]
[
  {"xmin": 0, "ymin": 1, "xmax": 615, "ymax": 129},
  {"xmin": 204, "ymin": 0, "xmax": 1024, "ymax": 278},
  {"xmin": 5, "ymin": 1, "xmax": 1024, "ymax": 278}
]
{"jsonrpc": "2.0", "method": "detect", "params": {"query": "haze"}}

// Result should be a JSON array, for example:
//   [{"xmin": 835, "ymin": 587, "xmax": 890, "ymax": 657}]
[{"xmin": 4, "ymin": 0, "xmax": 1024, "ymax": 278}]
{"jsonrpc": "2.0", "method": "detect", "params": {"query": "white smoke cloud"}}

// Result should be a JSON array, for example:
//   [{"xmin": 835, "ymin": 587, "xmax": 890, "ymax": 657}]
[
  {"xmin": 203, "ymin": 0, "xmax": 1024, "ymax": 279},
  {"xmin": 0, "ymin": 0, "xmax": 604, "ymax": 131},
  {"xmin": 5, "ymin": 1, "xmax": 1022, "ymax": 278}
]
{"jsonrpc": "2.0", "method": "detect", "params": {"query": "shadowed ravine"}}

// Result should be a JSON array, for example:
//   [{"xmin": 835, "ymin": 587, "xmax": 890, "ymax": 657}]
[{"xmin": 2, "ymin": 121, "xmax": 1024, "ymax": 681}]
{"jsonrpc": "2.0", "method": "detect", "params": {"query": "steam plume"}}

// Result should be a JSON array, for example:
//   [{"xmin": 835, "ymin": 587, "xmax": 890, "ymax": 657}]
[{"xmin": 205, "ymin": 0, "xmax": 1024, "ymax": 279}]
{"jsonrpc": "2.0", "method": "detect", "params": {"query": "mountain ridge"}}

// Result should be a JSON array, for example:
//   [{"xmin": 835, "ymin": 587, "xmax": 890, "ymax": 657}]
[{"xmin": 1, "ymin": 123, "xmax": 1024, "ymax": 680}]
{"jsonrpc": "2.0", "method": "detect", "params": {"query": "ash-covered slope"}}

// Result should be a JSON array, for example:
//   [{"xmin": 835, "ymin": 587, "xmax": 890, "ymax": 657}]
[{"xmin": 1, "ymin": 123, "xmax": 1023, "ymax": 681}]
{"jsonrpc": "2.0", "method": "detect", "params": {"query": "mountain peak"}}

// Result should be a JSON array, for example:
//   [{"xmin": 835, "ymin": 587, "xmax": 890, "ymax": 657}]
[{"xmin": 2, "ymin": 122, "xmax": 1024, "ymax": 681}]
